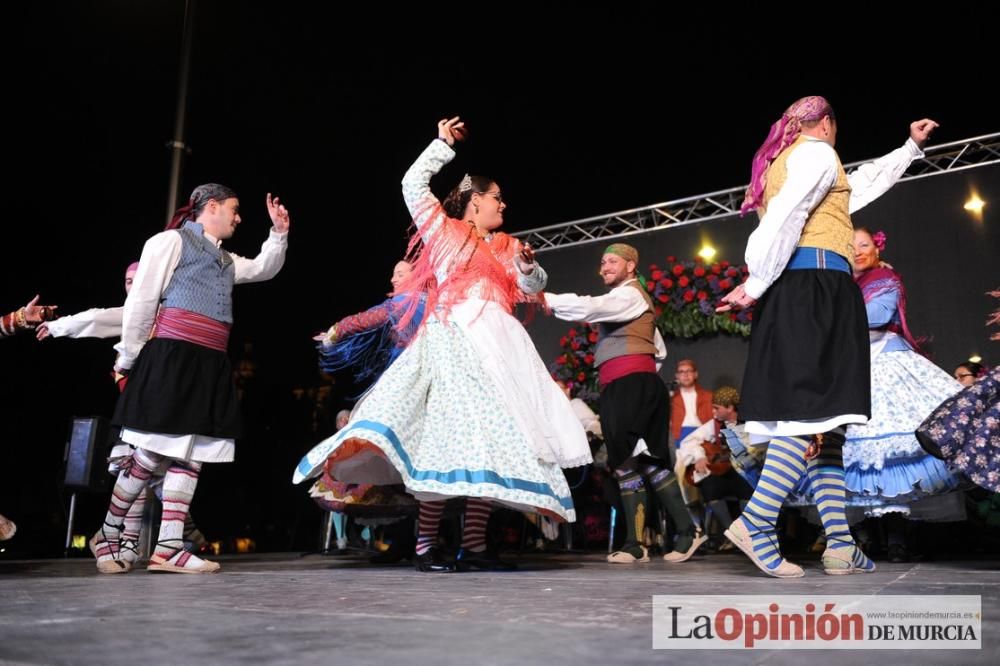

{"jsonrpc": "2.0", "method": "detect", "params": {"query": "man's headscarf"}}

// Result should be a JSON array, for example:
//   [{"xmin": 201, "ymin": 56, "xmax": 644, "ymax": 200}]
[
  {"xmin": 166, "ymin": 183, "xmax": 238, "ymax": 230},
  {"xmin": 604, "ymin": 243, "xmax": 639, "ymax": 265},
  {"xmin": 604, "ymin": 243, "xmax": 646, "ymax": 289},
  {"xmin": 741, "ymin": 96, "xmax": 834, "ymax": 216}
]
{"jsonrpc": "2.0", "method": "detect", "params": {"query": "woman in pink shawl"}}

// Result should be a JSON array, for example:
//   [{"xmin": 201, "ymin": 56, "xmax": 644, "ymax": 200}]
[{"xmin": 295, "ymin": 118, "xmax": 591, "ymax": 572}]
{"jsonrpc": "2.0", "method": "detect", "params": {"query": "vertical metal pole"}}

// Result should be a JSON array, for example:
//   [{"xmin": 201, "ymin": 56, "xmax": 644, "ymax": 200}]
[
  {"xmin": 139, "ymin": 487, "xmax": 156, "ymax": 560},
  {"xmin": 608, "ymin": 506, "xmax": 616, "ymax": 554},
  {"xmin": 320, "ymin": 511, "xmax": 334, "ymax": 553},
  {"xmin": 165, "ymin": 0, "xmax": 197, "ymax": 226},
  {"xmin": 64, "ymin": 492, "xmax": 77, "ymax": 555}
]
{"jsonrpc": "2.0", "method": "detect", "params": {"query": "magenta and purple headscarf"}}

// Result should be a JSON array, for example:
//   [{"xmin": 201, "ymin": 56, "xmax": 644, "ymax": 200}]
[{"xmin": 740, "ymin": 96, "xmax": 835, "ymax": 216}]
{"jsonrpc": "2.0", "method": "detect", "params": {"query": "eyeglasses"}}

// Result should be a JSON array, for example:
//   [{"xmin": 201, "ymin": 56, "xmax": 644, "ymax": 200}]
[{"xmin": 478, "ymin": 191, "xmax": 504, "ymax": 205}]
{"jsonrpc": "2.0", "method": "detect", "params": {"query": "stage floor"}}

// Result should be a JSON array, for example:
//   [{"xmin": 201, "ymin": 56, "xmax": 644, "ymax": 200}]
[{"xmin": 2, "ymin": 551, "xmax": 998, "ymax": 664}]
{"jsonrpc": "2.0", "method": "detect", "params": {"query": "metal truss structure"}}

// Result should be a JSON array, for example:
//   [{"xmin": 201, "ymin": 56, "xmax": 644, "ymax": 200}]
[{"xmin": 515, "ymin": 133, "xmax": 1000, "ymax": 253}]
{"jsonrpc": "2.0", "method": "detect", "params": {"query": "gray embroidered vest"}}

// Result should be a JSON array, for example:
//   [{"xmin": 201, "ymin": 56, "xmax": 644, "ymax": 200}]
[{"xmin": 161, "ymin": 221, "xmax": 235, "ymax": 323}]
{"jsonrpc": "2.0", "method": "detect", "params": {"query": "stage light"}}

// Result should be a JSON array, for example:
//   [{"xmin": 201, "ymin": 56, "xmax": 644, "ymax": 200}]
[
  {"xmin": 698, "ymin": 245, "xmax": 717, "ymax": 261},
  {"xmin": 72, "ymin": 535, "xmax": 86, "ymax": 549},
  {"xmin": 964, "ymin": 195, "xmax": 985, "ymax": 213},
  {"xmin": 964, "ymin": 192, "xmax": 985, "ymax": 222},
  {"xmin": 969, "ymin": 355, "xmax": 982, "ymax": 364}
]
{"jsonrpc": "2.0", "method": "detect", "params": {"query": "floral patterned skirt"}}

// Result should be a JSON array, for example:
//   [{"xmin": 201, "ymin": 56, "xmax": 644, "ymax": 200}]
[
  {"xmin": 917, "ymin": 366, "xmax": 1000, "ymax": 493},
  {"xmin": 294, "ymin": 305, "xmax": 588, "ymax": 522},
  {"xmin": 841, "ymin": 348, "xmax": 965, "ymax": 517}
]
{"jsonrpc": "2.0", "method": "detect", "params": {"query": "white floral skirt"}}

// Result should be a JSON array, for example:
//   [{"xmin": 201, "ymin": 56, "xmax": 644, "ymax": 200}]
[
  {"xmin": 294, "ymin": 301, "xmax": 590, "ymax": 522},
  {"xmin": 843, "ymin": 347, "xmax": 965, "ymax": 518}
]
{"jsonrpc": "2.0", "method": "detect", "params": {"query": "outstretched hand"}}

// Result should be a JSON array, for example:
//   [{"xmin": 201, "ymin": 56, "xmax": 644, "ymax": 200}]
[
  {"xmin": 437, "ymin": 116, "xmax": 467, "ymax": 146},
  {"xmin": 909, "ymin": 118, "xmax": 939, "ymax": 149},
  {"xmin": 267, "ymin": 193, "xmax": 291, "ymax": 233},
  {"xmin": 23, "ymin": 295, "xmax": 57, "ymax": 325},
  {"xmin": 716, "ymin": 283, "xmax": 756, "ymax": 313}
]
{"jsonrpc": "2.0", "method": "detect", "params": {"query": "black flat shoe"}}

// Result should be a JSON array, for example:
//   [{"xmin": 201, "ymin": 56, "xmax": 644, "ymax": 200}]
[
  {"xmin": 413, "ymin": 548, "xmax": 456, "ymax": 573},
  {"xmin": 456, "ymin": 548, "xmax": 517, "ymax": 572}
]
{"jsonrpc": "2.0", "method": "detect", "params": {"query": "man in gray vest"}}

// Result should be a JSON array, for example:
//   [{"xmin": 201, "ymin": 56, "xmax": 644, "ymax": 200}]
[
  {"xmin": 546, "ymin": 243, "xmax": 704, "ymax": 563},
  {"xmin": 91, "ymin": 183, "xmax": 290, "ymax": 574}
]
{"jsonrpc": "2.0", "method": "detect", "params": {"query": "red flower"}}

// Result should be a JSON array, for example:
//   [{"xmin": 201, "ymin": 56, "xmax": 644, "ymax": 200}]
[
  {"xmin": 711, "ymin": 264, "xmax": 722, "ymax": 274},
  {"xmin": 694, "ymin": 266, "xmax": 706, "ymax": 277},
  {"xmin": 646, "ymin": 280, "xmax": 655, "ymax": 292},
  {"xmin": 697, "ymin": 290, "xmax": 708, "ymax": 301},
  {"xmin": 683, "ymin": 290, "xmax": 695, "ymax": 302},
  {"xmin": 654, "ymin": 305, "xmax": 663, "ymax": 316},
  {"xmin": 720, "ymin": 260, "xmax": 730, "ymax": 268},
  {"xmin": 571, "ymin": 341, "xmax": 580, "ymax": 350},
  {"xmin": 729, "ymin": 313, "xmax": 737, "ymax": 321},
  {"xmin": 719, "ymin": 279, "xmax": 732, "ymax": 291},
  {"xmin": 577, "ymin": 372, "xmax": 586, "ymax": 382},
  {"xmin": 678, "ymin": 276, "xmax": 690, "ymax": 287},
  {"xmin": 747, "ymin": 311, "xmax": 753, "ymax": 321},
  {"xmin": 588, "ymin": 331, "xmax": 598, "ymax": 343},
  {"xmin": 556, "ymin": 356, "xmax": 567, "ymax": 365},
  {"xmin": 662, "ymin": 278, "xmax": 673, "ymax": 289},
  {"xmin": 726, "ymin": 267, "xmax": 740, "ymax": 278},
  {"xmin": 666, "ymin": 256, "xmax": 676, "ymax": 262},
  {"xmin": 657, "ymin": 293, "xmax": 669, "ymax": 303},
  {"xmin": 672, "ymin": 265, "xmax": 685, "ymax": 276},
  {"xmin": 650, "ymin": 270, "xmax": 664, "ymax": 281},
  {"xmin": 559, "ymin": 336, "xmax": 568, "ymax": 346},
  {"xmin": 584, "ymin": 353, "xmax": 594, "ymax": 364}
]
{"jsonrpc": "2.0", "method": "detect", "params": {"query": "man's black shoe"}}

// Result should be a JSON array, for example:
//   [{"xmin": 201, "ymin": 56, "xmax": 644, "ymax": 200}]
[
  {"xmin": 414, "ymin": 548, "xmax": 456, "ymax": 573},
  {"xmin": 456, "ymin": 548, "xmax": 517, "ymax": 571}
]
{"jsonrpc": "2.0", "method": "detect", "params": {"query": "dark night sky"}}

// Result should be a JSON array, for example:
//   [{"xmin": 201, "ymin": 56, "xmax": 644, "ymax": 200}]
[
  {"xmin": 8, "ymin": 5, "xmax": 997, "ymax": 350},
  {"xmin": 2, "ymin": 3, "xmax": 996, "ymax": 552}
]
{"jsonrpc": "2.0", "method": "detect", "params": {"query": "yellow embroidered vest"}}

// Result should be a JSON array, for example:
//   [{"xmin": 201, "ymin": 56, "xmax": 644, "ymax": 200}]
[{"xmin": 760, "ymin": 135, "xmax": 854, "ymax": 266}]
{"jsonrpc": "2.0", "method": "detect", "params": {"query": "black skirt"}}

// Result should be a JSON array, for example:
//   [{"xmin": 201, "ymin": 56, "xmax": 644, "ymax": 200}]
[
  {"xmin": 113, "ymin": 337, "xmax": 242, "ymax": 439},
  {"xmin": 740, "ymin": 268, "xmax": 870, "ymax": 423}
]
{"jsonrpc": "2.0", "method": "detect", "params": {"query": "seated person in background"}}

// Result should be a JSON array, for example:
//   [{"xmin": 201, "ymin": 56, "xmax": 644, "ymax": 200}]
[
  {"xmin": 670, "ymin": 359, "xmax": 713, "ymax": 446},
  {"xmin": 676, "ymin": 386, "xmax": 754, "ymax": 538}
]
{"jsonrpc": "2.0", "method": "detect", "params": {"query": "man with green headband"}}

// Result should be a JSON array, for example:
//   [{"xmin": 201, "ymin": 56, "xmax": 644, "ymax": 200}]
[{"xmin": 546, "ymin": 243, "xmax": 704, "ymax": 563}]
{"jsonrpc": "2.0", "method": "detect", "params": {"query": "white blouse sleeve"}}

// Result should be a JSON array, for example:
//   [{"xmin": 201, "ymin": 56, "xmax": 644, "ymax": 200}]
[
  {"xmin": 401, "ymin": 139, "xmax": 456, "ymax": 241},
  {"xmin": 46, "ymin": 307, "xmax": 124, "ymax": 339},
  {"xmin": 113, "ymin": 231, "xmax": 182, "ymax": 369},
  {"xmin": 847, "ymin": 138, "xmax": 923, "ymax": 214},
  {"xmin": 545, "ymin": 283, "xmax": 651, "ymax": 323},
  {"xmin": 231, "ymin": 229, "xmax": 288, "ymax": 284}
]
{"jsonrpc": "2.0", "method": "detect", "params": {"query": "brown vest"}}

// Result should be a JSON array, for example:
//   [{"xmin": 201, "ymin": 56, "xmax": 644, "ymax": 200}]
[
  {"xmin": 594, "ymin": 280, "xmax": 658, "ymax": 367},
  {"xmin": 761, "ymin": 135, "xmax": 855, "ymax": 265}
]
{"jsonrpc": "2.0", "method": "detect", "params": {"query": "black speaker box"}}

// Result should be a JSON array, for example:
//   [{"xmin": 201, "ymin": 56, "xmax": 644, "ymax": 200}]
[{"xmin": 64, "ymin": 416, "xmax": 111, "ymax": 492}]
